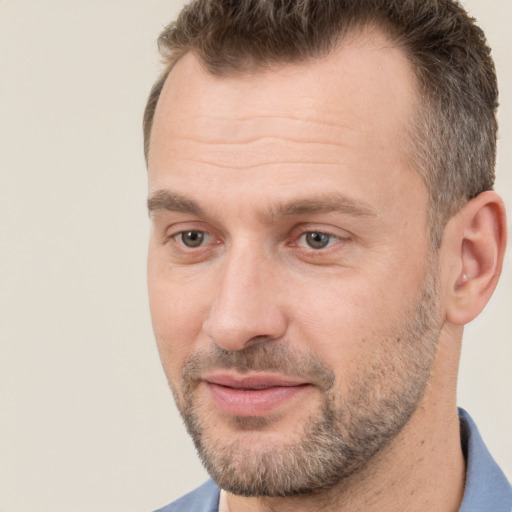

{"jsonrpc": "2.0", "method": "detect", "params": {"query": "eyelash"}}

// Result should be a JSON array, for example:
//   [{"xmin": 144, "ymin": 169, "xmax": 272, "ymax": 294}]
[{"xmin": 168, "ymin": 227, "xmax": 347, "ymax": 255}]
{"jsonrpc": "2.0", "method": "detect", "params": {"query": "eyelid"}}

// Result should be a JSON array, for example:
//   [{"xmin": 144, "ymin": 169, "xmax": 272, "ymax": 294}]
[
  {"xmin": 165, "ymin": 220, "xmax": 213, "ymax": 238},
  {"xmin": 291, "ymin": 224, "xmax": 351, "ymax": 243}
]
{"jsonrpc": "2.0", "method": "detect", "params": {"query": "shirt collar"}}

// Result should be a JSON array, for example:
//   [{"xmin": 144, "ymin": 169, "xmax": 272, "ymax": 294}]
[{"xmin": 458, "ymin": 408, "xmax": 512, "ymax": 512}]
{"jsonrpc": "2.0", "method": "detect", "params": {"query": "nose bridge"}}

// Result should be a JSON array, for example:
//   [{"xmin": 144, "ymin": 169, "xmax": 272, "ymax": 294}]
[{"xmin": 202, "ymin": 240, "xmax": 286, "ymax": 351}]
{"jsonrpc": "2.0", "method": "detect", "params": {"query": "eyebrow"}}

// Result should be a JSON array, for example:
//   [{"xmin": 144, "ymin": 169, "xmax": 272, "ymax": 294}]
[
  {"xmin": 147, "ymin": 190, "xmax": 204, "ymax": 216},
  {"xmin": 147, "ymin": 189, "xmax": 377, "ymax": 220},
  {"xmin": 268, "ymin": 197, "xmax": 377, "ymax": 219}
]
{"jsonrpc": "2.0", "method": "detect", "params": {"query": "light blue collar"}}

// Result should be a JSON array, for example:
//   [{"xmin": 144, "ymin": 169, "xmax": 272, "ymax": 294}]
[{"xmin": 458, "ymin": 408, "xmax": 512, "ymax": 511}]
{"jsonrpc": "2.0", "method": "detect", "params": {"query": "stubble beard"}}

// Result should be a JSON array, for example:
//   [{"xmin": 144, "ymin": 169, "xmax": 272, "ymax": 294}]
[{"xmin": 169, "ymin": 269, "xmax": 442, "ymax": 497}]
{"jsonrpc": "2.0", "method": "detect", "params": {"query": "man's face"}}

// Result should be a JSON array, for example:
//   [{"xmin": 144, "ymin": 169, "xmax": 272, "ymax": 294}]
[{"xmin": 147, "ymin": 30, "xmax": 443, "ymax": 496}]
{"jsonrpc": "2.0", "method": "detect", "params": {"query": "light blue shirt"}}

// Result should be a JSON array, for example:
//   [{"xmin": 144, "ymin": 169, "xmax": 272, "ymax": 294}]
[{"xmin": 154, "ymin": 409, "xmax": 512, "ymax": 511}]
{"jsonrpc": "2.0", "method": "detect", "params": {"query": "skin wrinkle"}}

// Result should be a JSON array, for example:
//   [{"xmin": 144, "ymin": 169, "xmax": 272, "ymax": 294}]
[
  {"xmin": 183, "ymin": 113, "xmax": 354, "ymax": 126},
  {"xmin": 168, "ymin": 159, "xmax": 355, "ymax": 170},
  {"xmin": 171, "ymin": 114, "xmax": 375, "ymax": 144},
  {"xmin": 153, "ymin": 94, "xmax": 409, "ymax": 175},
  {"xmin": 169, "ymin": 128, "xmax": 368, "ymax": 159},
  {"xmin": 176, "ymin": 113, "xmax": 366, "ymax": 134},
  {"xmin": 169, "ymin": 136, "xmax": 353, "ymax": 148}
]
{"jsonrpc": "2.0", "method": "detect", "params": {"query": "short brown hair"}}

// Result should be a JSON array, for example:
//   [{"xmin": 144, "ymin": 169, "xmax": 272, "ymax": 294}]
[{"xmin": 143, "ymin": 0, "xmax": 498, "ymax": 244}]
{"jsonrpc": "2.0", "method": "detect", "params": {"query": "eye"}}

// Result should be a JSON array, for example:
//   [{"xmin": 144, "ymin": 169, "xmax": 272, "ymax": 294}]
[
  {"xmin": 177, "ymin": 230, "xmax": 207, "ymax": 248},
  {"xmin": 299, "ymin": 231, "xmax": 338, "ymax": 250}
]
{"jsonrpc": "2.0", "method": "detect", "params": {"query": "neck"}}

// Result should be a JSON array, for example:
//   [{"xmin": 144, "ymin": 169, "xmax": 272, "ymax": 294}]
[{"xmin": 225, "ymin": 328, "xmax": 466, "ymax": 512}]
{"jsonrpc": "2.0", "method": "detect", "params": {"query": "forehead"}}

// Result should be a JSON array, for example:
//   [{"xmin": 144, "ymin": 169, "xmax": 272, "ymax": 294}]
[
  {"xmin": 148, "ymin": 27, "xmax": 424, "ymax": 217},
  {"xmin": 150, "ymin": 29, "xmax": 417, "ymax": 145}
]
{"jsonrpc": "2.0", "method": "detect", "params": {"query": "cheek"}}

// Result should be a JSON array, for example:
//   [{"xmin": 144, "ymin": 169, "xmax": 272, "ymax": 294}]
[
  {"xmin": 287, "ymin": 272, "xmax": 413, "ymax": 386},
  {"xmin": 147, "ymin": 262, "xmax": 213, "ymax": 379}
]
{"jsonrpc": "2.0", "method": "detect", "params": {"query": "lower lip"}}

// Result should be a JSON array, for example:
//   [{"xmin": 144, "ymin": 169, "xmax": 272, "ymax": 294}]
[{"xmin": 206, "ymin": 382, "xmax": 310, "ymax": 416}]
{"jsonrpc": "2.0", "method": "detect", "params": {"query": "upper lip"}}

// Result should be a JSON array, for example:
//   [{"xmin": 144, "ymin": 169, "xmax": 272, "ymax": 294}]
[{"xmin": 203, "ymin": 373, "xmax": 309, "ymax": 389}]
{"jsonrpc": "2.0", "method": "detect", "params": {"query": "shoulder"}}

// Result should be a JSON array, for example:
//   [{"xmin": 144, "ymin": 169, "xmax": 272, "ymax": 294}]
[{"xmin": 153, "ymin": 480, "xmax": 221, "ymax": 512}]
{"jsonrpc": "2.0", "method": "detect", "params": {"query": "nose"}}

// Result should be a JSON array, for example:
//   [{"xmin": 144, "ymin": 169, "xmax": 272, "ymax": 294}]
[{"xmin": 202, "ymin": 246, "xmax": 288, "ymax": 351}]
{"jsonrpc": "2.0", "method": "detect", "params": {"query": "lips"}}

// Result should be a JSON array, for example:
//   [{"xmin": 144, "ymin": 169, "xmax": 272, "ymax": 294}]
[{"xmin": 203, "ymin": 373, "xmax": 311, "ymax": 416}]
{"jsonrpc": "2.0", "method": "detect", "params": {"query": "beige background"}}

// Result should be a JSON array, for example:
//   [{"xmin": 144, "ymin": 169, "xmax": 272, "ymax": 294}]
[{"xmin": 0, "ymin": 1, "xmax": 510, "ymax": 511}]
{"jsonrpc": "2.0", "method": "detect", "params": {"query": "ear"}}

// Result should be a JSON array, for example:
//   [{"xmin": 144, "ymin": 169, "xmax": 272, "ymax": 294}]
[{"xmin": 442, "ymin": 191, "xmax": 507, "ymax": 325}]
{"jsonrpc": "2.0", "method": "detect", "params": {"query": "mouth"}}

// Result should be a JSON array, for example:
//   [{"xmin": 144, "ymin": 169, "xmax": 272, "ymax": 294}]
[{"xmin": 203, "ymin": 373, "xmax": 312, "ymax": 417}]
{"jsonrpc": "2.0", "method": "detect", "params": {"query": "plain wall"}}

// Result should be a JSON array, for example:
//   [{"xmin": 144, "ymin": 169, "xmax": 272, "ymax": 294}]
[{"xmin": 0, "ymin": 1, "xmax": 510, "ymax": 511}]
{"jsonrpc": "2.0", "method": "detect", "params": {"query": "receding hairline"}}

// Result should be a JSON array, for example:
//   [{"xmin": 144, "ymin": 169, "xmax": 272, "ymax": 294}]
[
  {"xmin": 145, "ymin": 24, "xmax": 427, "ymax": 233},
  {"xmin": 145, "ymin": 21, "xmax": 419, "ymax": 164},
  {"xmin": 143, "ymin": 0, "xmax": 498, "ymax": 249}
]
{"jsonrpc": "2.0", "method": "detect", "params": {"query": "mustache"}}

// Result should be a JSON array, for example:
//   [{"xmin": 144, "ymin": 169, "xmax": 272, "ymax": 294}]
[{"xmin": 181, "ymin": 343, "xmax": 335, "ymax": 392}]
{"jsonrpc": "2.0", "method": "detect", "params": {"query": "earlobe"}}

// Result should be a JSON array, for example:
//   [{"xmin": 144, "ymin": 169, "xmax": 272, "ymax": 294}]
[{"xmin": 445, "ymin": 191, "xmax": 507, "ymax": 325}]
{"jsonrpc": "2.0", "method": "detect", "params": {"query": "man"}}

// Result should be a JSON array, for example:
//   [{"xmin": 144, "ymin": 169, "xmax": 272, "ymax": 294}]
[{"xmin": 144, "ymin": 0, "xmax": 511, "ymax": 511}]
